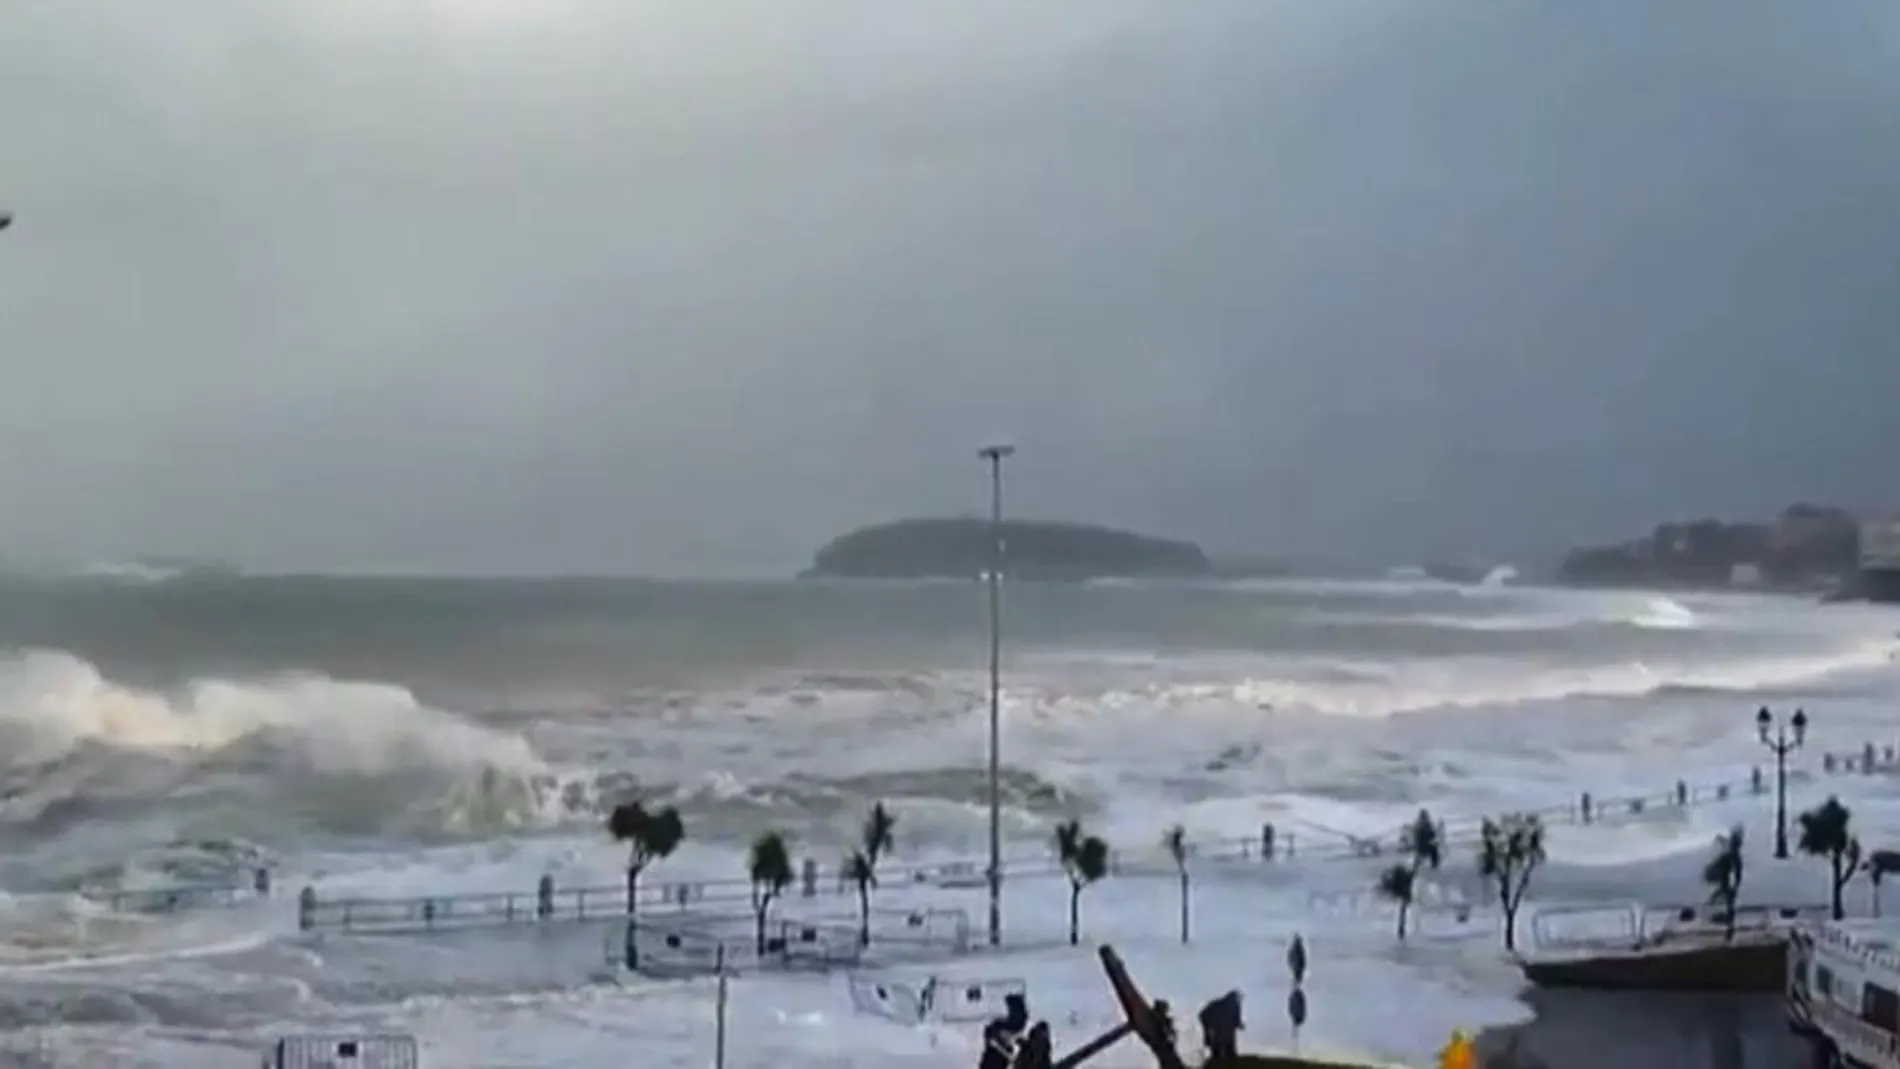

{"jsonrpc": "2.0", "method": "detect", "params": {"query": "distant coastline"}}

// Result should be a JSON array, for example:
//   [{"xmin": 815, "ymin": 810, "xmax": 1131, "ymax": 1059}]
[{"xmin": 1556, "ymin": 503, "xmax": 1858, "ymax": 594}]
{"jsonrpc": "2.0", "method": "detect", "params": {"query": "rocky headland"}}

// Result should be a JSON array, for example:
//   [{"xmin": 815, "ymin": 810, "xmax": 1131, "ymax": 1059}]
[
  {"xmin": 1557, "ymin": 503, "xmax": 1859, "ymax": 590},
  {"xmin": 802, "ymin": 518, "xmax": 1213, "ymax": 581}
]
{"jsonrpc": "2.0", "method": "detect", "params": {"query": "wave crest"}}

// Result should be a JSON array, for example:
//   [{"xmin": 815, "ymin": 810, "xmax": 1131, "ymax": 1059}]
[{"xmin": 0, "ymin": 650, "xmax": 553, "ymax": 837}]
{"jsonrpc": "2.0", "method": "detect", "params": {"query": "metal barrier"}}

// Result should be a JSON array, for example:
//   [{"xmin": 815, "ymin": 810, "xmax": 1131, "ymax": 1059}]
[
  {"xmin": 1307, "ymin": 878, "xmax": 1477, "ymax": 918},
  {"xmin": 290, "ymin": 744, "xmax": 1898, "ymax": 936},
  {"xmin": 846, "ymin": 971, "xmax": 1029, "ymax": 1025},
  {"xmin": 84, "ymin": 867, "xmax": 271, "ymax": 915},
  {"xmin": 263, "ymin": 1034, "xmax": 418, "ymax": 1069},
  {"xmin": 608, "ymin": 916, "xmax": 754, "ymax": 978},
  {"xmin": 599, "ymin": 904, "xmax": 974, "ymax": 978},
  {"xmin": 777, "ymin": 918, "xmax": 863, "ymax": 970},
  {"xmin": 860, "ymin": 906, "xmax": 972, "ymax": 957},
  {"xmin": 295, "ymin": 874, "xmax": 746, "ymax": 934}
]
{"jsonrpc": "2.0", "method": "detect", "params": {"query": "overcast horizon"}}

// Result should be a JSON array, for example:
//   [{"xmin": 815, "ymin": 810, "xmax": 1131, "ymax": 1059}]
[{"xmin": 3, "ymin": 1, "xmax": 1897, "ymax": 578}]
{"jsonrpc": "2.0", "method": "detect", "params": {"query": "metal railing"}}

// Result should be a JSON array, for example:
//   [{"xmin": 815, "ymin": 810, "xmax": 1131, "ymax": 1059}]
[
  {"xmin": 71, "ymin": 741, "xmax": 1879, "ymax": 935},
  {"xmin": 1528, "ymin": 899, "xmax": 1830, "ymax": 956},
  {"xmin": 292, "ymin": 749, "xmax": 1884, "ymax": 935}
]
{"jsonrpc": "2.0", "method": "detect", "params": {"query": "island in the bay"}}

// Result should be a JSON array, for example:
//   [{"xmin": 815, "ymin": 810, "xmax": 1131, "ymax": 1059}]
[{"xmin": 802, "ymin": 518, "xmax": 1251, "ymax": 581}]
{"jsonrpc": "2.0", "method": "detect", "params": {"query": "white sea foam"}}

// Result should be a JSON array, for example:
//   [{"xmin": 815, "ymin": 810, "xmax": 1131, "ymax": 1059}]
[
  {"xmin": 36, "ymin": 771, "xmax": 1900, "ymax": 1067},
  {"xmin": 7, "ymin": 582, "xmax": 1900, "ymax": 1065}
]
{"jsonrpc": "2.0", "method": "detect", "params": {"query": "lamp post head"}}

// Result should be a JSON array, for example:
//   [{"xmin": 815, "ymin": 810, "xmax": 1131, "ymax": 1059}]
[
  {"xmin": 1792, "ymin": 708, "xmax": 1808, "ymax": 743},
  {"xmin": 1756, "ymin": 707, "xmax": 1772, "ymax": 742},
  {"xmin": 978, "ymin": 443, "xmax": 1016, "ymax": 462},
  {"xmin": 0, "ymin": 210, "xmax": 11, "ymax": 231}
]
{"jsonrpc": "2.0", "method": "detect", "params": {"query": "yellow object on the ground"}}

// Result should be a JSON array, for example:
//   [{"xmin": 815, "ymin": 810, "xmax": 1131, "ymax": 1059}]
[{"xmin": 1438, "ymin": 1029, "xmax": 1475, "ymax": 1069}]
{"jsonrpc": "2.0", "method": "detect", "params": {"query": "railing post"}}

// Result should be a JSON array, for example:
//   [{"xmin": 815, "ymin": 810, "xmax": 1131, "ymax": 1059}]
[
  {"xmin": 254, "ymin": 868, "xmax": 271, "ymax": 896},
  {"xmin": 1866, "ymin": 742, "xmax": 1877, "ymax": 774},
  {"xmin": 1752, "ymin": 766, "xmax": 1764, "ymax": 794},
  {"xmin": 538, "ymin": 875, "xmax": 555, "ymax": 920},
  {"xmin": 297, "ymin": 886, "xmax": 317, "ymax": 932},
  {"xmin": 801, "ymin": 858, "xmax": 818, "ymax": 898},
  {"xmin": 1261, "ymin": 823, "xmax": 1276, "ymax": 861},
  {"xmin": 714, "ymin": 945, "xmax": 729, "ymax": 1069},
  {"xmin": 1580, "ymin": 792, "xmax": 1593, "ymax": 824}
]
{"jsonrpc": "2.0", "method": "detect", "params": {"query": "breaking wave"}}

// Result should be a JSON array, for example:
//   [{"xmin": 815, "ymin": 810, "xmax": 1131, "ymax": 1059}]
[
  {"xmin": 0, "ymin": 649, "xmax": 535, "ymax": 776},
  {"xmin": 1323, "ymin": 594, "xmax": 1703, "ymax": 634},
  {"xmin": 1016, "ymin": 638, "xmax": 1900, "ymax": 720},
  {"xmin": 0, "ymin": 650, "xmax": 1091, "ymax": 846},
  {"xmin": 0, "ymin": 650, "xmax": 553, "ymax": 837}
]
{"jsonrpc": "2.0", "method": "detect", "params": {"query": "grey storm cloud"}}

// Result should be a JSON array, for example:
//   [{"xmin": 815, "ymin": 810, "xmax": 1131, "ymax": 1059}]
[{"xmin": 1, "ymin": 0, "xmax": 1896, "ymax": 575}]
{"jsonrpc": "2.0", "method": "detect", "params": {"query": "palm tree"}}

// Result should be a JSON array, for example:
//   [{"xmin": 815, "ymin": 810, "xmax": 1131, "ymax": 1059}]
[
  {"xmin": 1866, "ymin": 849, "xmax": 1900, "ymax": 918},
  {"xmin": 842, "ymin": 802, "xmax": 897, "ymax": 947},
  {"xmin": 1377, "ymin": 863, "xmax": 1418, "ymax": 940},
  {"xmin": 864, "ymin": 801, "xmax": 896, "ymax": 866},
  {"xmin": 1701, "ymin": 825, "xmax": 1745, "ymax": 942},
  {"xmin": 1054, "ymin": 819, "xmax": 1111, "ymax": 946},
  {"xmin": 748, "ymin": 830, "xmax": 794, "ymax": 956},
  {"xmin": 1163, "ymin": 824, "xmax": 1190, "ymax": 944},
  {"xmin": 1798, "ymin": 796, "xmax": 1862, "ymax": 921},
  {"xmin": 842, "ymin": 850, "xmax": 876, "ymax": 948},
  {"xmin": 1479, "ymin": 813, "xmax": 1547, "ymax": 952},
  {"xmin": 1404, "ymin": 808, "xmax": 1443, "ymax": 873},
  {"xmin": 1377, "ymin": 808, "xmax": 1443, "ymax": 943},
  {"xmin": 605, "ymin": 800, "xmax": 685, "ymax": 915}
]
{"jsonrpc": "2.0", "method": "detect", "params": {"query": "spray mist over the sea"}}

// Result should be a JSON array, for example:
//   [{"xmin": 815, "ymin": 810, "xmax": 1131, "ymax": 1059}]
[{"xmin": 0, "ymin": 572, "xmax": 1894, "ymax": 1063}]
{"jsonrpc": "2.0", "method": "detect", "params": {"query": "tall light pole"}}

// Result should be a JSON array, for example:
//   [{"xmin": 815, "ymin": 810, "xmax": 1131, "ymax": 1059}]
[
  {"xmin": 1758, "ymin": 706, "xmax": 1807, "ymax": 859},
  {"xmin": 978, "ymin": 442, "xmax": 1015, "ymax": 948}
]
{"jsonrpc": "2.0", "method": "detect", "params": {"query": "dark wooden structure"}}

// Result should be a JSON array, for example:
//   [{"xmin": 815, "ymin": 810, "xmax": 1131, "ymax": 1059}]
[{"xmin": 1054, "ymin": 945, "xmax": 1394, "ymax": 1069}]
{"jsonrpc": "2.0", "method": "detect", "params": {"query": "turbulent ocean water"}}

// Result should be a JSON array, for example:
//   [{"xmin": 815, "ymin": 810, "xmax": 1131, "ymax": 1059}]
[{"xmin": 0, "ymin": 571, "xmax": 1896, "ymax": 1065}]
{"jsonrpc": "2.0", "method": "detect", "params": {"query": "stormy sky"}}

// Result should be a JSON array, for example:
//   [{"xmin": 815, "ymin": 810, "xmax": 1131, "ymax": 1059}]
[{"xmin": 1, "ymin": 0, "xmax": 1896, "ymax": 576}]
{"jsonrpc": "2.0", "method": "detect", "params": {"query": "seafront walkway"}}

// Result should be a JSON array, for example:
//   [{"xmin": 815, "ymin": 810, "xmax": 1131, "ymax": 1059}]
[
  {"xmin": 79, "ymin": 739, "xmax": 1900, "ymax": 936},
  {"xmin": 281, "ymin": 740, "xmax": 1900, "ymax": 935}
]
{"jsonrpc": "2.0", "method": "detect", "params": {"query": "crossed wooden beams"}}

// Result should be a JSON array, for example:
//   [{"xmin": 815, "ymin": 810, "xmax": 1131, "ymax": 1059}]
[{"xmin": 1048, "ymin": 945, "xmax": 1190, "ymax": 1069}]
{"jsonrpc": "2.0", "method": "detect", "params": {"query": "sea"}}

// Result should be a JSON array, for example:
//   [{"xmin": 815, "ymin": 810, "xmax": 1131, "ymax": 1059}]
[{"xmin": 0, "ymin": 569, "xmax": 1897, "ymax": 1067}]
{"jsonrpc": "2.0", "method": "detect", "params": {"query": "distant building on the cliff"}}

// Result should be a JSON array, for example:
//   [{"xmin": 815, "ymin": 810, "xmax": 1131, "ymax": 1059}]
[
  {"xmin": 1858, "ymin": 516, "xmax": 1900, "ymax": 602},
  {"xmin": 1560, "ymin": 503, "xmax": 1859, "ymax": 589}
]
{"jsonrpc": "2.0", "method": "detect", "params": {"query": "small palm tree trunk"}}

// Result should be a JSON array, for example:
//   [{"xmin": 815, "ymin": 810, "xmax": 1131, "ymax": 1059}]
[
  {"xmin": 625, "ymin": 868, "xmax": 640, "ymax": 969},
  {"xmin": 1179, "ymin": 871, "xmax": 1190, "ymax": 945},
  {"xmin": 1069, "ymin": 884, "xmax": 1081, "ymax": 946},
  {"xmin": 858, "ymin": 885, "xmax": 871, "ymax": 947}
]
